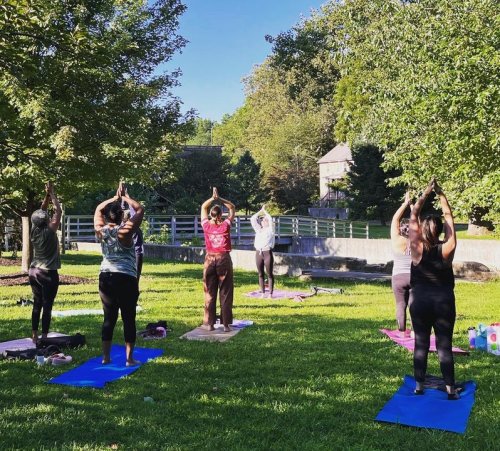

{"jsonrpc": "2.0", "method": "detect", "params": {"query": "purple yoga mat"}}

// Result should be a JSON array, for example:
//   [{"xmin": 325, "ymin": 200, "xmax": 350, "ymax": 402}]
[
  {"xmin": 380, "ymin": 329, "xmax": 469, "ymax": 355},
  {"xmin": 245, "ymin": 289, "xmax": 310, "ymax": 299}
]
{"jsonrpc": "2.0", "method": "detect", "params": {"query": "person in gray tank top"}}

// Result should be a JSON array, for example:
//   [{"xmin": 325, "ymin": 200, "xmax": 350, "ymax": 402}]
[
  {"xmin": 94, "ymin": 182, "xmax": 144, "ymax": 367},
  {"xmin": 29, "ymin": 182, "xmax": 62, "ymax": 343},
  {"xmin": 390, "ymin": 192, "xmax": 413, "ymax": 336}
]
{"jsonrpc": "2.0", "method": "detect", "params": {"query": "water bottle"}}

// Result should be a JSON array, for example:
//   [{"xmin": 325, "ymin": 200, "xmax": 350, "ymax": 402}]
[{"xmin": 467, "ymin": 327, "xmax": 476, "ymax": 349}]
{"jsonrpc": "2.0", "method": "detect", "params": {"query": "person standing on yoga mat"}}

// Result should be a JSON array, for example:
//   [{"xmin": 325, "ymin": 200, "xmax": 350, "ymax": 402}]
[
  {"xmin": 94, "ymin": 182, "xmax": 144, "ymax": 366},
  {"xmin": 250, "ymin": 205, "xmax": 275, "ymax": 298},
  {"xmin": 29, "ymin": 181, "xmax": 62, "ymax": 343},
  {"xmin": 200, "ymin": 187, "xmax": 235, "ymax": 332},
  {"xmin": 409, "ymin": 178, "xmax": 459, "ymax": 400},
  {"xmin": 391, "ymin": 192, "xmax": 413, "ymax": 336}
]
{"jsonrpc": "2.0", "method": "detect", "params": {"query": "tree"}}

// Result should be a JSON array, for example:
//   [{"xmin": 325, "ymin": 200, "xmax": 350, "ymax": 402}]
[
  {"xmin": 0, "ymin": 0, "xmax": 190, "ymax": 269},
  {"xmin": 331, "ymin": 0, "xmax": 499, "ymax": 228},
  {"xmin": 347, "ymin": 143, "xmax": 404, "ymax": 225},
  {"xmin": 226, "ymin": 151, "xmax": 264, "ymax": 216},
  {"xmin": 265, "ymin": 163, "xmax": 318, "ymax": 215},
  {"xmin": 186, "ymin": 118, "xmax": 215, "ymax": 146}
]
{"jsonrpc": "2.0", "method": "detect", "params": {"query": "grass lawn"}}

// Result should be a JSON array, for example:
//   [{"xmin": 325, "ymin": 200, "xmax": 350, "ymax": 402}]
[{"xmin": 0, "ymin": 252, "xmax": 498, "ymax": 450}]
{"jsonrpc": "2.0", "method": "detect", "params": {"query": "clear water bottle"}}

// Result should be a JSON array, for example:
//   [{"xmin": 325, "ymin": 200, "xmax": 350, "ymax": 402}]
[{"xmin": 467, "ymin": 327, "xmax": 476, "ymax": 349}]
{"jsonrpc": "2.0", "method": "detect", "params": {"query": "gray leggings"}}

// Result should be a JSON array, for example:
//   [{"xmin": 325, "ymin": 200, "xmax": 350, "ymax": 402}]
[{"xmin": 391, "ymin": 273, "xmax": 411, "ymax": 331}]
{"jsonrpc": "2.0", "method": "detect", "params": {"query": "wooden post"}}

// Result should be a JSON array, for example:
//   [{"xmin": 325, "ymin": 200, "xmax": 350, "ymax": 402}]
[
  {"xmin": 60, "ymin": 204, "xmax": 66, "ymax": 254},
  {"xmin": 171, "ymin": 216, "xmax": 176, "ymax": 244}
]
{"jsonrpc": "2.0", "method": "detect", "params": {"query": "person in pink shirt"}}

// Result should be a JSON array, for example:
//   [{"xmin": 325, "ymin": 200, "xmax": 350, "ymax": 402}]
[{"xmin": 200, "ymin": 188, "xmax": 236, "ymax": 332}]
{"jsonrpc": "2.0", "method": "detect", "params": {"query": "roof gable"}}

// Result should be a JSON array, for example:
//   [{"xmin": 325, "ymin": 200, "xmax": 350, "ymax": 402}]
[{"xmin": 318, "ymin": 143, "xmax": 352, "ymax": 164}]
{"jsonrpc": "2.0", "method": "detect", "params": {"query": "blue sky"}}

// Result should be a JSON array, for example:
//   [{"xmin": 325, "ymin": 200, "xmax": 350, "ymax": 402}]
[{"xmin": 167, "ymin": 0, "xmax": 326, "ymax": 122}]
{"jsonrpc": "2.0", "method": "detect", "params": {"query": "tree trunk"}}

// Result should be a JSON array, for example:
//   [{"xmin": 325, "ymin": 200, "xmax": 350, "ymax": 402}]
[
  {"xmin": 468, "ymin": 207, "xmax": 494, "ymax": 236},
  {"xmin": 21, "ymin": 215, "xmax": 33, "ymax": 272},
  {"xmin": 20, "ymin": 191, "xmax": 37, "ymax": 272}
]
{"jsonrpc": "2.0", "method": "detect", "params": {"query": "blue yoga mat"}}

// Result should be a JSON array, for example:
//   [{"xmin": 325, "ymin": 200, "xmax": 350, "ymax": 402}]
[
  {"xmin": 375, "ymin": 375, "xmax": 476, "ymax": 434},
  {"xmin": 48, "ymin": 345, "xmax": 163, "ymax": 388}
]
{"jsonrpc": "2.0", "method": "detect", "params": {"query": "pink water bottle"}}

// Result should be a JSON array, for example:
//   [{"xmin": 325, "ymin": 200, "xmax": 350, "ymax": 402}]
[{"xmin": 468, "ymin": 327, "xmax": 476, "ymax": 349}]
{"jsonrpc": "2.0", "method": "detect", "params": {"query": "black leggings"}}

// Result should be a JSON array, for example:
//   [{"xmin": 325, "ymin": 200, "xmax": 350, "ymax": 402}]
[
  {"xmin": 29, "ymin": 268, "xmax": 59, "ymax": 334},
  {"xmin": 409, "ymin": 285, "xmax": 456, "ymax": 386},
  {"xmin": 256, "ymin": 250, "xmax": 274, "ymax": 293},
  {"xmin": 391, "ymin": 273, "xmax": 411, "ymax": 331},
  {"xmin": 99, "ymin": 272, "xmax": 139, "ymax": 343}
]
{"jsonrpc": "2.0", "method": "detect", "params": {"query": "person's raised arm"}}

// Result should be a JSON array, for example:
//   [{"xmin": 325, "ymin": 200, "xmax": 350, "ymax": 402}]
[
  {"xmin": 409, "ymin": 179, "xmax": 433, "ymax": 264},
  {"xmin": 119, "ymin": 190, "xmax": 144, "ymax": 237},
  {"xmin": 94, "ymin": 195, "xmax": 119, "ymax": 239},
  {"xmin": 217, "ymin": 193, "xmax": 236, "ymax": 222},
  {"xmin": 40, "ymin": 183, "xmax": 50, "ymax": 210},
  {"xmin": 434, "ymin": 181, "xmax": 456, "ymax": 262},
  {"xmin": 250, "ymin": 211, "xmax": 260, "ymax": 233},
  {"xmin": 200, "ymin": 188, "xmax": 216, "ymax": 221},
  {"xmin": 391, "ymin": 192, "xmax": 410, "ymax": 241},
  {"xmin": 46, "ymin": 182, "xmax": 62, "ymax": 232}
]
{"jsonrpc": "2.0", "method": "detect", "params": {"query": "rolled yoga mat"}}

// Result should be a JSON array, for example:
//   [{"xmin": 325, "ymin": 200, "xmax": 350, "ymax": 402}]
[
  {"xmin": 48, "ymin": 344, "xmax": 163, "ymax": 388},
  {"xmin": 0, "ymin": 332, "xmax": 67, "ymax": 354},
  {"xmin": 380, "ymin": 329, "xmax": 469, "ymax": 355},
  {"xmin": 245, "ymin": 289, "xmax": 310, "ymax": 299},
  {"xmin": 375, "ymin": 375, "xmax": 476, "ymax": 434}
]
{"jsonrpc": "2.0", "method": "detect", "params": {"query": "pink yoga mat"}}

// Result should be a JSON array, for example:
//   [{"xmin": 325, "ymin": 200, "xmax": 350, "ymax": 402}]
[
  {"xmin": 380, "ymin": 329, "xmax": 469, "ymax": 355},
  {"xmin": 245, "ymin": 289, "xmax": 310, "ymax": 299}
]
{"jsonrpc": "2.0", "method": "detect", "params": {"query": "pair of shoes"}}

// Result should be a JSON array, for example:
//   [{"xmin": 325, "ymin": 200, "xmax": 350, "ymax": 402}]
[
  {"xmin": 447, "ymin": 392, "xmax": 460, "ymax": 400},
  {"xmin": 414, "ymin": 389, "xmax": 424, "ymax": 395}
]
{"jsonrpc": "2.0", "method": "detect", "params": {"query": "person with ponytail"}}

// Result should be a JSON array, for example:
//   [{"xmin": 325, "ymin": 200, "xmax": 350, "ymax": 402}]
[
  {"xmin": 94, "ymin": 182, "xmax": 144, "ymax": 366},
  {"xmin": 29, "ymin": 182, "xmax": 62, "ymax": 343},
  {"xmin": 409, "ymin": 178, "xmax": 459, "ymax": 400},
  {"xmin": 200, "ymin": 187, "xmax": 236, "ymax": 332}
]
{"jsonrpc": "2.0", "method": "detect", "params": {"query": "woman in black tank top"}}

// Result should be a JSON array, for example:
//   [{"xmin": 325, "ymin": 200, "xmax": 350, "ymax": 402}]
[{"xmin": 409, "ymin": 179, "xmax": 459, "ymax": 400}]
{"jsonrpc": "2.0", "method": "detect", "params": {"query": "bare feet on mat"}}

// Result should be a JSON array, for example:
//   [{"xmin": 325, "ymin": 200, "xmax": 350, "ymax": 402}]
[{"xmin": 126, "ymin": 358, "xmax": 141, "ymax": 367}]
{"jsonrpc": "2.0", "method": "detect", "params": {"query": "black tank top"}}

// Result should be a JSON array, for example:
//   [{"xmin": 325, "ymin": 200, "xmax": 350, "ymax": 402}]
[{"xmin": 411, "ymin": 244, "xmax": 454, "ymax": 288}]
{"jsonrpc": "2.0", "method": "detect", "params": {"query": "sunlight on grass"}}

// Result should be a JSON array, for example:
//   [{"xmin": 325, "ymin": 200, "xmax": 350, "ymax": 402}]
[{"xmin": 0, "ymin": 251, "xmax": 498, "ymax": 450}]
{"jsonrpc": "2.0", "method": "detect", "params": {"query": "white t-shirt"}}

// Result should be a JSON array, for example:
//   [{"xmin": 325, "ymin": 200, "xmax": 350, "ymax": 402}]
[{"xmin": 250, "ymin": 212, "xmax": 275, "ymax": 251}]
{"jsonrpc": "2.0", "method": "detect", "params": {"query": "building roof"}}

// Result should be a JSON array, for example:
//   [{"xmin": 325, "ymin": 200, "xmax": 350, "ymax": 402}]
[
  {"xmin": 180, "ymin": 145, "xmax": 223, "ymax": 158},
  {"xmin": 318, "ymin": 143, "xmax": 352, "ymax": 164}
]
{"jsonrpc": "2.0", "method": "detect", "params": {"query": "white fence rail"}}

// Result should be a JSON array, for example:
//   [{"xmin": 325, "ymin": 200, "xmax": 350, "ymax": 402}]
[{"xmin": 64, "ymin": 215, "xmax": 369, "ymax": 244}]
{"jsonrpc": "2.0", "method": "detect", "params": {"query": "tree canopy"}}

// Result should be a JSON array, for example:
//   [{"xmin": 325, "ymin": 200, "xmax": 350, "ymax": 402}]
[{"xmin": 0, "ymin": 0, "xmax": 191, "ymax": 216}]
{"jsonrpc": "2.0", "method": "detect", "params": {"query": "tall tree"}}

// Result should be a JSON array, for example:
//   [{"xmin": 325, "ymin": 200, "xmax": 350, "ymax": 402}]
[
  {"xmin": 186, "ymin": 118, "xmax": 215, "ymax": 146},
  {"xmin": 0, "ymin": 0, "xmax": 190, "ymax": 269},
  {"xmin": 332, "ymin": 0, "xmax": 499, "ymax": 229},
  {"xmin": 347, "ymin": 143, "xmax": 404, "ymax": 225},
  {"xmin": 226, "ymin": 151, "xmax": 264, "ymax": 216}
]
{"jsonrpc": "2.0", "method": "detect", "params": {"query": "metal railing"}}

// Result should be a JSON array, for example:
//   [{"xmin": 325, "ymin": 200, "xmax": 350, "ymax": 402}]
[{"xmin": 64, "ymin": 215, "xmax": 369, "ymax": 243}]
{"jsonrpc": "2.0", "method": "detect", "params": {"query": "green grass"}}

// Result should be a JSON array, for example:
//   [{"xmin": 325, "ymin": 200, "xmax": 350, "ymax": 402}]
[{"xmin": 1, "ymin": 252, "xmax": 498, "ymax": 450}]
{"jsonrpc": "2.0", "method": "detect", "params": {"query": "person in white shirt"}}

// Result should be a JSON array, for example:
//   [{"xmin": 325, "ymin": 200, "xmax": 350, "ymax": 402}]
[{"xmin": 250, "ymin": 205, "xmax": 275, "ymax": 298}]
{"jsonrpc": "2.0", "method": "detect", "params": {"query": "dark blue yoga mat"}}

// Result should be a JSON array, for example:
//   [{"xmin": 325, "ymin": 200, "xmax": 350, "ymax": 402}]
[
  {"xmin": 48, "ymin": 345, "xmax": 163, "ymax": 388},
  {"xmin": 375, "ymin": 375, "xmax": 476, "ymax": 434}
]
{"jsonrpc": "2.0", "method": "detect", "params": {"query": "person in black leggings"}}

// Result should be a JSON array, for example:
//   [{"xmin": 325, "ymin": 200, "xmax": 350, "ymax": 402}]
[
  {"xmin": 250, "ymin": 206, "xmax": 275, "ymax": 298},
  {"xmin": 409, "ymin": 178, "xmax": 459, "ymax": 400},
  {"xmin": 94, "ymin": 182, "xmax": 144, "ymax": 366},
  {"xmin": 29, "ymin": 182, "xmax": 62, "ymax": 343}
]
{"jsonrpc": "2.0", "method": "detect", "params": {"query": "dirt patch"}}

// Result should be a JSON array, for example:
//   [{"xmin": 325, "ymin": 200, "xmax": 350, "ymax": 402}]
[{"xmin": 0, "ymin": 273, "xmax": 93, "ymax": 287}]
